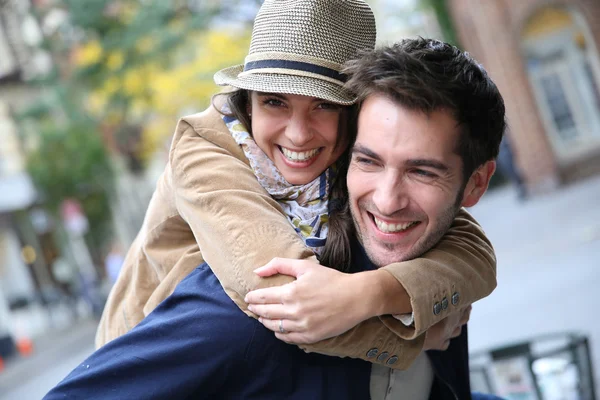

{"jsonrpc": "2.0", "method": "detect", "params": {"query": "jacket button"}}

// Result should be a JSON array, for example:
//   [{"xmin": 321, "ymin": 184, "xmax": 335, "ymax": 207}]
[
  {"xmin": 366, "ymin": 348, "xmax": 379, "ymax": 358},
  {"xmin": 387, "ymin": 356, "xmax": 399, "ymax": 365},
  {"xmin": 441, "ymin": 297, "xmax": 449, "ymax": 310},
  {"xmin": 433, "ymin": 302, "xmax": 442, "ymax": 315},
  {"xmin": 451, "ymin": 292, "xmax": 460, "ymax": 306},
  {"xmin": 376, "ymin": 351, "xmax": 389, "ymax": 362}
]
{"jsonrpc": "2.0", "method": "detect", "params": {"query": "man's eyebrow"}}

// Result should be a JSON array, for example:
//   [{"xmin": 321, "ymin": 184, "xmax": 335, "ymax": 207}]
[
  {"xmin": 406, "ymin": 159, "xmax": 449, "ymax": 171},
  {"xmin": 351, "ymin": 144, "xmax": 381, "ymax": 161}
]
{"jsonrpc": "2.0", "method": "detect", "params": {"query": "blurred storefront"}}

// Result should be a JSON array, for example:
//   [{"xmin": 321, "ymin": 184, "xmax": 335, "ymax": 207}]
[
  {"xmin": 471, "ymin": 333, "xmax": 596, "ymax": 400},
  {"xmin": 0, "ymin": 0, "xmax": 82, "ymax": 355},
  {"xmin": 0, "ymin": 103, "xmax": 38, "ymax": 356},
  {"xmin": 371, "ymin": 0, "xmax": 443, "ymax": 44},
  {"xmin": 448, "ymin": 0, "xmax": 600, "ymax": 194}
]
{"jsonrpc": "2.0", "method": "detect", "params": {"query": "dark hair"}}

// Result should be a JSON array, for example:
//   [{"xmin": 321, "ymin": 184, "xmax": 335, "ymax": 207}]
[
  {"xmin": 319, "ymin": 107, "xmax": 358, "ymax": 272},
  {"xmin": 343, "ymin": 37, "xmax": 507, "ymax": 181},
  {"xmin": 212, "ymin": 90, "xmax": 251, "ymax": 134}
]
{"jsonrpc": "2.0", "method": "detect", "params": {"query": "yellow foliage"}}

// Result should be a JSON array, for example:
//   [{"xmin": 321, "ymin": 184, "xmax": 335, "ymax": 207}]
[
  {"xmin": 136, "ymin": 36, "xmax": 156, "ymax": 54},
  {"xmin": 75, "ymin": 40, "xmax": 103, "ymax": 67},
  {"xmin": 118, "ymin": 2, "xmax": 139, "ymax": 24},
  {"xmin": 103, "ymin": 76, "xmax": 121, "ymax": 97},
  {"xmin": 139, "ymin": 29, "xmax": 250, "ymax": 159},
  {"xmin": 83, "ymin": 28, "xmax": 251, "ymax": 161},
  {"xmin": 123, "ymin": 70, "xmax": 146, "ymax": 96},
  {"xmin": 87, "ymin": 92, "xmax": 108, "ymax": 115},
  {"xmin": 106, "ymin": 51, "xmax": 125, "ymax": 71}
]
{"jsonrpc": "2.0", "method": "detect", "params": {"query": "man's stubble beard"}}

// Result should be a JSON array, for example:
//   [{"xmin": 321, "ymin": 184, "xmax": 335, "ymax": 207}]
[{"xmin": 350, "ymin": 188, "xmax": 465, "ymax": 268}]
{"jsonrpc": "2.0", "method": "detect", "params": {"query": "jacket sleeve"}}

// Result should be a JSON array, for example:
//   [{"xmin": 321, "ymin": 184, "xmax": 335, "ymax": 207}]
[
  {"xmin": 378, "ymin": 208, "xmax": 497, "ymax": 339},
  {"xmin": 44, "ymin": 267, "xmax": 248, "ymax": 400},
  {"xmin": 169, "ymin": 120, "xmax": 316, "ymax": 304},
  {"xmin": 299, "ymin": 209, "xmax": 496, "ymax": 368}
]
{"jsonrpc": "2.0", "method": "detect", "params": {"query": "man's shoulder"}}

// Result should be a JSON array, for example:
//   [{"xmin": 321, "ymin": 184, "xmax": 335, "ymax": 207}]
[{"xmin": 145, "ymin": 264, "xmax": 258, "ymax": 349}]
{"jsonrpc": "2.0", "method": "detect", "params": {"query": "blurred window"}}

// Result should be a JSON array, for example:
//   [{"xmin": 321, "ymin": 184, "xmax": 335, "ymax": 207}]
[
  {"xmin": 539, "ymin": 73, "xmax": 576, "ymax": 141},
  {"xmin": 583, "ymin": 61, "xmax": 600, "ymax": 115},
  {"xmin": 522, "ymin": 6, "xmax": 600, "ymax": 161}
]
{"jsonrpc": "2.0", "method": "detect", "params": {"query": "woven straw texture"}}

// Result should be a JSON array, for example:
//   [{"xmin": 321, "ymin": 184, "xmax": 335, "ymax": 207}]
[{"xmin": 214, "ymin": 0, "xmax": 376, "ymax": 105}]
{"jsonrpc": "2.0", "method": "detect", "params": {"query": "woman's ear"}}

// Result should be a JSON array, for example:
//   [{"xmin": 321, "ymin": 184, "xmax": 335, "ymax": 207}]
[{"xmin": 461, "ymin": 160, "xmax": 496, "ymax": 208}]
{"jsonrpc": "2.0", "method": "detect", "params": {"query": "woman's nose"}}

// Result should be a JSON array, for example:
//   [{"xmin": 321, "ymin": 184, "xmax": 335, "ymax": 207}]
[{"xmin": 285, "ymin": 116, "xmax": 314, "ymax": 147}]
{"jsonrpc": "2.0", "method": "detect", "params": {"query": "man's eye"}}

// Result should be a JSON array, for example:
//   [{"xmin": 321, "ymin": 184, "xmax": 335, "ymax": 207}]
[
  {"xmin": 413, "ymin": 169, "xmax": 437, "ymax": 178},
  {"xmin": 354, "ymin": 157, "xmax": 375, "ymax": 166}
]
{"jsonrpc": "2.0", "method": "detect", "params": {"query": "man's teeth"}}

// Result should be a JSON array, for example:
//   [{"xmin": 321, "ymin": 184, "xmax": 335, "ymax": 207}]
[
  {"xmin": 281, "ymin": 147, "xmax": 320, "ymax": 161},
  {"xmin": 374, "ymin": 217, "xmax": 418, "ymax": 233}
]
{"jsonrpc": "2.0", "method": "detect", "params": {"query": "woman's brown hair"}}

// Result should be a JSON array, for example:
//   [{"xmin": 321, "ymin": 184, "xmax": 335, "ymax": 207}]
[{"xmin": 212, "ymin": 89, "xmax": 252, "ymax": 134}]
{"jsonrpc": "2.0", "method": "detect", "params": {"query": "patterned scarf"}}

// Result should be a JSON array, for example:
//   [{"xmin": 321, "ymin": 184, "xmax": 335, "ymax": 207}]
[{"xmin": 222, "ymin": 112, "xmax": 331, "ymax": 255}]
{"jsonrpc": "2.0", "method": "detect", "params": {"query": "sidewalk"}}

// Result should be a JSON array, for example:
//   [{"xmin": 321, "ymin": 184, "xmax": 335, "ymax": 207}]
[
  {"xmin": 0, "ymin": 318, "xmax": 97, "ymax": 400},
  {"xmin": 467, "ymin": 175, "xmax": 600, "ymax": 393}
]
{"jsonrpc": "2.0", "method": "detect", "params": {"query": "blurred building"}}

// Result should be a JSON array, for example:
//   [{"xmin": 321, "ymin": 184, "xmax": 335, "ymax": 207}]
[
  {"xmin": 0, "ymin": 0, "xmax": 67, "ymax": 355},
  {"xmin": 448, "ymin": 0, "xmax": 600, "ymax": 193},
  {"xmin": 372, "ymin": 0, "xmax": 443, "ymax": 44}
]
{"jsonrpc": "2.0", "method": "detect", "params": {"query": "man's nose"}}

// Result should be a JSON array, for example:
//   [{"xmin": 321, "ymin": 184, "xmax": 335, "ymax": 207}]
[
  {"xmin": 372, "ymin": 173, "xmax": 409, "ymax": 216},
  {"xmin": 285, "ymin": 115, "xmax": 314, "ymax": 147}
]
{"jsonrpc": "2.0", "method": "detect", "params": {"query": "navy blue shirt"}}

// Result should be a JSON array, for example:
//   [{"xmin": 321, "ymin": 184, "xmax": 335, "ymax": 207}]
[{"xmin": 44, "ymin": 263, "xmax": 371, "ymax": 399}]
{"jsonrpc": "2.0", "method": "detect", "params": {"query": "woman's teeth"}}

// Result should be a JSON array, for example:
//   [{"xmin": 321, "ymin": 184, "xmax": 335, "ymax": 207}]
[
  {"xmin": 281, "ymin": 147, "xmax": 320, "ymax": 161},
  {"xmin": 374, "ymin": 218, "xmax": 419, "ymax": 233}
]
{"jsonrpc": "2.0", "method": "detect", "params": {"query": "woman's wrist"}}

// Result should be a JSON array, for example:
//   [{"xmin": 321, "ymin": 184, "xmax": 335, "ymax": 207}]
[{"xmin": 354, "ymin": 269, "xmax": 412, "ymax": 318}]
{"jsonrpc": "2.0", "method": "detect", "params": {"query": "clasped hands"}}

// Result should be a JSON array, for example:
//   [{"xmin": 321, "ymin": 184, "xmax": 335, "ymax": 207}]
[
  {"xmin": 245, "ymin": 258, "xmax": 367, "ymax": 344},
  {"xmin": 244, "ymin": 257, "xmax": 471, "ymax": 351}
]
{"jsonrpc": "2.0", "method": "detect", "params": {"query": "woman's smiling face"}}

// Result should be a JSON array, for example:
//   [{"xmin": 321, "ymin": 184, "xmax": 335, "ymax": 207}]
[{"xmin": 249, "ymin": 92, "xmax": 347, "ymax": 185}]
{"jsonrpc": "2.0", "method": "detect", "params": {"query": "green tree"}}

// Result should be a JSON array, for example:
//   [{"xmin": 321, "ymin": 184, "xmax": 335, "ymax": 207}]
[
  {"xmin": 420, "ymin": 0, "xmax": 460, "ymax": 46},
  {"xmin": 26, "ymin": 117, "xmax": 115, "ymax": 253},
  {"xmin": 22, "ymin": 0, "xmax": 254, "ymax": 254}
]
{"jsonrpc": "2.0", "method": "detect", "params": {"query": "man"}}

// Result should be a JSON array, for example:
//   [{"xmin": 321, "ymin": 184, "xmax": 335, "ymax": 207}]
[
  {"xmin": 347, "ymin": 37, "xmax": 504, "ymax": 399},
  {"xmin": 245, "ymin": 38, "xmax": 506, "ymax": 399},
  {"xmin": 44, "ymin": 38, "xmax": 505, "ymax": 399}
]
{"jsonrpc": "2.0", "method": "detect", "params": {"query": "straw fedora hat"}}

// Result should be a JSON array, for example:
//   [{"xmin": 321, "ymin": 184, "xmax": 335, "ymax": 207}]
[{"xmin": 214, "ymin": 0, "xmax": 376, "ymax": 105}]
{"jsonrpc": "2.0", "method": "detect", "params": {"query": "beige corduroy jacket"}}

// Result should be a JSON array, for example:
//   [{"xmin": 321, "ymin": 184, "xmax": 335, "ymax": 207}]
[{"xmin": 96, "ymin": 105, "xmax": 497, "ymax": 370}]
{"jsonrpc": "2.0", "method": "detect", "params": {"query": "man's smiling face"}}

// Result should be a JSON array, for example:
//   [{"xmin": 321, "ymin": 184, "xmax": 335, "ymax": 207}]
[{"xmin": 347, "ymin": 94, "xmax": 467, "ymax": 267}]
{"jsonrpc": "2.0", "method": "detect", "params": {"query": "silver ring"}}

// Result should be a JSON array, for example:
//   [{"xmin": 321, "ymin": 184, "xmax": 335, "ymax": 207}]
[{"xmin": 279, "ymin": 319, "xmax": 286, "ymax": 334}]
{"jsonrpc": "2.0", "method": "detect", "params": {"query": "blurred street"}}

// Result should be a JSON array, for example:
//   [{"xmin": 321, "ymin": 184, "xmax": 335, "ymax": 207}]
[
  {"xmin": 469, "ymin": 176, "xmax": 600, "ymax": 394},
  {"xmin": 0, "ymin": 319, "xmax": 96, "ymax": 400},
  {"xmin": 0, "ymin": 178, "xmax": 598, "ymax": 398}
]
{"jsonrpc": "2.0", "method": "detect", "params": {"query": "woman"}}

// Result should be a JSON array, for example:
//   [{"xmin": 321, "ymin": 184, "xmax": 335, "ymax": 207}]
[{"xmin": 96, "ymin": 0, "xmax": 496, "ymax": 370}]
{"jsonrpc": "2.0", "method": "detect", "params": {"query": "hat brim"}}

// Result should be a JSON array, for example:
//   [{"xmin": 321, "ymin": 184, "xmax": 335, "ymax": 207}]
[{"xmin": 214, "ymin": 65, "xmax": 356, "ymax": 106}]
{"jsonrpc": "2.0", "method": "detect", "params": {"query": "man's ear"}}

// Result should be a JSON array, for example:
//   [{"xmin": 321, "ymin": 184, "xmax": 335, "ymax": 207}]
[{"xmin": 461, "ymin": 160, "xmax": 496, "ymax": 208}]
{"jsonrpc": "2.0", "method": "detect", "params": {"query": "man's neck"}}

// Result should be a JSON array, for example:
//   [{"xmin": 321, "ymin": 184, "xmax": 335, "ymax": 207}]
[{"xmin": 349, "ymin": 235, "xmax": 377, "ymax": 273}]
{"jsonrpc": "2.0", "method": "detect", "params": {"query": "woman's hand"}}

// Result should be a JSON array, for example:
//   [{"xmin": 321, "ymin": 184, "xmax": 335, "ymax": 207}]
[{"xmin": 245, "ymin": 258, "xmax": 372, "ymax": 344}]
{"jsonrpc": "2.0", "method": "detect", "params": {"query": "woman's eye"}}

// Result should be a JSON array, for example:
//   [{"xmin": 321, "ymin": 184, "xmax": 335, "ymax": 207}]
[
  {"xmin": 262, "ymin": 98, "xmax": 285, "ymax": 107},
  {"xmin": 317, "ymin": 102, "xmax": 340, "ymax": 111}
]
